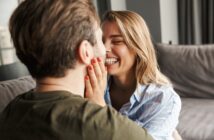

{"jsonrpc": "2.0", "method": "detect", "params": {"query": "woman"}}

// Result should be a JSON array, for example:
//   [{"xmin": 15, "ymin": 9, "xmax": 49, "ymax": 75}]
[{"xmin": 85, "ymin": 11, "xmax": 181, "ymax": 140}]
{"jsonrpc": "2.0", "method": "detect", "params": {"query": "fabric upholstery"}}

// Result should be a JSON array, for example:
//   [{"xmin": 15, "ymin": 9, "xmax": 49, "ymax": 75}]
[
  {"xmin": 155, "ymin": 43, "xmax": 214, "ymax": 140},
  {"xmin": 0, "ymin": 62, "xmax": 30, "ymax": 81},
  {"xmin": 155, "ymin": 43, "xmax": 214, "ymax": 98},
  {"xmin": 0, "ymin": 76, "xmax": 36, "ymax": 112},
  {"xmin": 177, "ymin": 98, "xmax": 214, "ymax": 140}
]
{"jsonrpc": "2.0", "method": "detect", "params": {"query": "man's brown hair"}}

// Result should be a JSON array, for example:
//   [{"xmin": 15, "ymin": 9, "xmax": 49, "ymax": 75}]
[{"xmin": 10, "ymin": 0, "xmax": 99, "ymax": 79}]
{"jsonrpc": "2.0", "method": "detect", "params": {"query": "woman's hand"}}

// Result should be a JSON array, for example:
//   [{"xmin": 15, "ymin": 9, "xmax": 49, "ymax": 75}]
[{"xmin": 84, "ymin": 57, "xmax": 107, "ymax": 107}]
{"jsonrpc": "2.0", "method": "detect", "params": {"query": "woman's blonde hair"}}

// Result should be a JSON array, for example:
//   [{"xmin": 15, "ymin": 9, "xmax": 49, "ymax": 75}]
[{"xmin": 102, "ymin": 10, "xmax": 170, "ymax": 85}]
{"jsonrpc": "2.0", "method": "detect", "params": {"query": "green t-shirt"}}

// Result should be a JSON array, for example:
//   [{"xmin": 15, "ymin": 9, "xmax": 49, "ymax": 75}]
[{"xmin": 0, "ymin": 90, "xmax": 153, "ymax": 140}]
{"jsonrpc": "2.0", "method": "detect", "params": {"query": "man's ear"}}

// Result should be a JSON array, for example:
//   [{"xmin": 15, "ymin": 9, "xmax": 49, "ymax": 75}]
[{"xmin": 78, "ymin": 40, "xmax": 94, "ymax": 65}]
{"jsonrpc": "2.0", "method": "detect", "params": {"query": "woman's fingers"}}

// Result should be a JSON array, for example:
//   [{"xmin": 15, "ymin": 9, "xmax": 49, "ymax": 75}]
[
  {"xmin": 84, "ymin": 57, "xmax": 107, "ymax": 107},
  {"xmin": 85, "ymin": 75, "xmax": 93, "ymax": 98},
  {"xmin": 91, "ymin": 58, "xmax": 102, "ymax": 82},
  {"xmin": 97, "ymin": 57, "xmax": 107, "ymax": 78},
  {"xmin": 87, "ymin": 65, "xmax": 97, "ymax": 88}
]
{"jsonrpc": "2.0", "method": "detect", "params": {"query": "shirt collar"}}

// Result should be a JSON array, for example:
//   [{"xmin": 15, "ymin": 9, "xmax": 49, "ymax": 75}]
[
  {"xmin": 105, "ymin": 77, "xmax": 148, "ymax": 107},
  {"xmin": 132, "ymin": 83, "xmax": 148, "ymax": 102}
]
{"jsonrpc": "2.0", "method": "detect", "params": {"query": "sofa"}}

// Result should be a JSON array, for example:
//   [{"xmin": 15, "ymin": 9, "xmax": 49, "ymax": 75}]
[
  {"xmin": 155, "ymin": 43, "xmax": 214, "ymax": 140},
  {"xmin": 0, "ymin": 75, "xmax": 35, "ymax": 112},
  {"xmin": 0, "ymin": 62, "xmax": 30, "ymax": 81},
  {"xmin": 0, "ymin": 43, "xmax": 214, "ymax": 140}
]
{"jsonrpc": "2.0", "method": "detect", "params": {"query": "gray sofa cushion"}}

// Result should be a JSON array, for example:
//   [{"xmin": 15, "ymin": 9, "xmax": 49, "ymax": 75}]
[
  {"xmin": 178, "ymin": 98, "xmax": 214, "ymax": 140},
  {"xmin": 155, "ymin": 43, "xmax": 214, "ymax": 98},
  {"xmin": 0, "ymin": 76, "xmax": 36, "ymax": 112},
  {"xmin": 0, "ymin": 62, "xmax": 30, "ymax": 81}
]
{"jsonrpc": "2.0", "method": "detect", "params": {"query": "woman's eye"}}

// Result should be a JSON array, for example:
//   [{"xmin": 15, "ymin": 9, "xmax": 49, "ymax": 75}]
[{"xmin": 112, "ymin": 40, "xmax": 124, "ymax": 45}]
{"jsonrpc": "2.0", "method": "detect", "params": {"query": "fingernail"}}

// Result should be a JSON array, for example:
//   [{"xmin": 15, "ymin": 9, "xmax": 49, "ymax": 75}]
[
  {"xmin": 97, "ymin": 57, "xmax": 101, "ymax": 62},
  {"xmin": 88, "ymin": 65, "xmax": 92, "ymax": 70},
  {"xmin": 91, "ymin": 58, "xmax": 96, "ymax": 64},
  {"xmin": 85, "ymin": 75, "xmax": 89, "ymax": 80}
]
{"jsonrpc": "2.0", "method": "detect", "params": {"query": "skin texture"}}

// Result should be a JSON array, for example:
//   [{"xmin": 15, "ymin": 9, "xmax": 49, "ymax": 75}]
[
  {"xmin": 85, "ymin": 57, "xmax": 107, "ymax": 106},
  {"xmin": 102, "ymin": 21, "xmax": 137, "ymax": 110},
  {"xmin": 85, "ymin": 21, "xmax": 137, "ymax": 109},
  {"xmin": 102, "ymin": 21, "xmax": 136, "ymax": 78},
  {"xmin": 84, "ymin": 27, "xmax": 107, "ymax": 107}
]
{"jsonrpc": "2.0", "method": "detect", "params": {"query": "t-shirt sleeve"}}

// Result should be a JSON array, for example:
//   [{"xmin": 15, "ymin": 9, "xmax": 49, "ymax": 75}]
[{"xmin": 82, "ymin": 103, "xmax": 153, "ymax": 140}]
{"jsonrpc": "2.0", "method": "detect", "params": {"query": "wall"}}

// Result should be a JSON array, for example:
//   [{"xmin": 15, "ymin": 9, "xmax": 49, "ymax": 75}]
[
  {"xmin": 160, "ymin": 0, "xmax": 178, "ymax": 44},
  {"xmin": 126, "ymin": 0, "xmax": 162, "ymax": 42},
  {"xmin": 110, "ymin": 0, "xmax": 126, "ymax": 10},
  {"xmin": 0, "ymin": 0, "xmax": 18, "ymax": 27},
  {"xmin": 126, "ymin": 0, "xmax": 178, "ymax": 44},
  {"xmin": 0, "ymin": 0, "xmax": 18, "ymax": 65}
]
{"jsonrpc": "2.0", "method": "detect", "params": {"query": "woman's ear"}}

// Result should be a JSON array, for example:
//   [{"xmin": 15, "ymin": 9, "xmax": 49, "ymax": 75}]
[{"xmin": 78, "ymin": 40, "xmax": 94, "ymax": 65}]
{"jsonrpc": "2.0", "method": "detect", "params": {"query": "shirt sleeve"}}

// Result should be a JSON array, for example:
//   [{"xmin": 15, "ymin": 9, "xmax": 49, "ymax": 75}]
[
  {"xmin": 107, "ymin": 106, "xmax": 154, "ymax": 140},
  {"xmin": 81, "ymin": 102, "xmax": 154, "ymax": 140}
]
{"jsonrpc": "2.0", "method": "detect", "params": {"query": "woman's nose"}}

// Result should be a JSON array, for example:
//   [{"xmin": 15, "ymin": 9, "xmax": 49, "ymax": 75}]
[{"xmin": 104, "ymin": 42, "xmax": 111, "ymax": 52}]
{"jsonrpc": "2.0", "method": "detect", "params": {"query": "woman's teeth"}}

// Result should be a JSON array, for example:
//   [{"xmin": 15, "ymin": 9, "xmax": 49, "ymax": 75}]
[{"xmin": 105, "ymin": 58, "xmax": 118, "ymax": 65}]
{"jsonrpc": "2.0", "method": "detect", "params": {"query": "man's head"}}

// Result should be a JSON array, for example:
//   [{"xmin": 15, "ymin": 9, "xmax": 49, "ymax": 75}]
[{"xmin": 9, "ymin": 0, "xmax": 105, "ymax": 79}]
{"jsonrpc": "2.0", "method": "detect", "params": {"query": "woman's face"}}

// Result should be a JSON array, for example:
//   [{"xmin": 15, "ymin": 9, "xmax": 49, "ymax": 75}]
[{"xmin": 102, "ymin": 21, "xmax": 136, "ymax": 77}]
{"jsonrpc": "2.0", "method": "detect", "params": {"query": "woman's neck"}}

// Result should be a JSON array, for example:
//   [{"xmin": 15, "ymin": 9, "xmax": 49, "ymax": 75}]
[
  {"xmin": 109, "ymin": 70, "xmax": 137, "ymax": 111},
  {"xmin": 112, "ymin": 76, "xmax": 136, "ymax": 93},
  {"xmin": 111, "ymin": 69, "xmax": 137, "ymax": 92}
]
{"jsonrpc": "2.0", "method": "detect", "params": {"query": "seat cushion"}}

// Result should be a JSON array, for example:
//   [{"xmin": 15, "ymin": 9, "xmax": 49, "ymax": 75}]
[
  {"xmin": 0, "ymin": 76, "xmax": 36, "ymax": 112},
  {"xmin": 177, "ymin": 98, "xmax": 214, "ymax": 140}
]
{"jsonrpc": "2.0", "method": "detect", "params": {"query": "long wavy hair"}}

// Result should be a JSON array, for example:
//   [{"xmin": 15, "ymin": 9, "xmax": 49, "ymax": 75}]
[{"xmin": 102, "ymin": 10, "xmax": 170, "ymax": 85}]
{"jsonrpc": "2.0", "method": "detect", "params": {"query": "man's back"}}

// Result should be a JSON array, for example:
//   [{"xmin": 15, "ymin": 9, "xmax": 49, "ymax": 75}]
[{"xmin": 0, "ymin": 91, "xmax": 152, "ymax": 140}]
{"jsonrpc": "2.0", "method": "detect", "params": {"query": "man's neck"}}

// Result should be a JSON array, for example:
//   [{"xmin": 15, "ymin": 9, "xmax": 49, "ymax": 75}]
[{"xmin": 35, "ymin": 68, "xmax": 86, "ymax": 97}]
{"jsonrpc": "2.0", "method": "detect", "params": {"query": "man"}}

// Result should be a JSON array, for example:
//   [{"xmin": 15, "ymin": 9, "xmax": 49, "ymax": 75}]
[{"xmin": 0, "ymin": 0, "xmax": 153, "ymax": 140}]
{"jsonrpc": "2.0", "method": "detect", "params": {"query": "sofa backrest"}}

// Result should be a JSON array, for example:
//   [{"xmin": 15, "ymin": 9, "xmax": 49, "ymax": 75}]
[
  {"xmin": 155, "ymin": 43, "xmax": 214, "ymax": 98},
  {"xmin": 0, "ymin": 62, "xmax": 30, "ymax": 81},
  {"xmin": 0, "ymin": 76, "xmax": 36, "ymax": 113}
]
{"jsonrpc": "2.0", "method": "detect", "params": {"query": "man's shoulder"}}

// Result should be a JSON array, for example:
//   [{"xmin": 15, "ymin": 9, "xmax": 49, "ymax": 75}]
[
  {"xmin": 1, "ymin": 90, "xmax": 153, "ymax": 140},
  {"xmin": 48, "ymin": 96, "xmax": 152, "ymax": 140}
]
